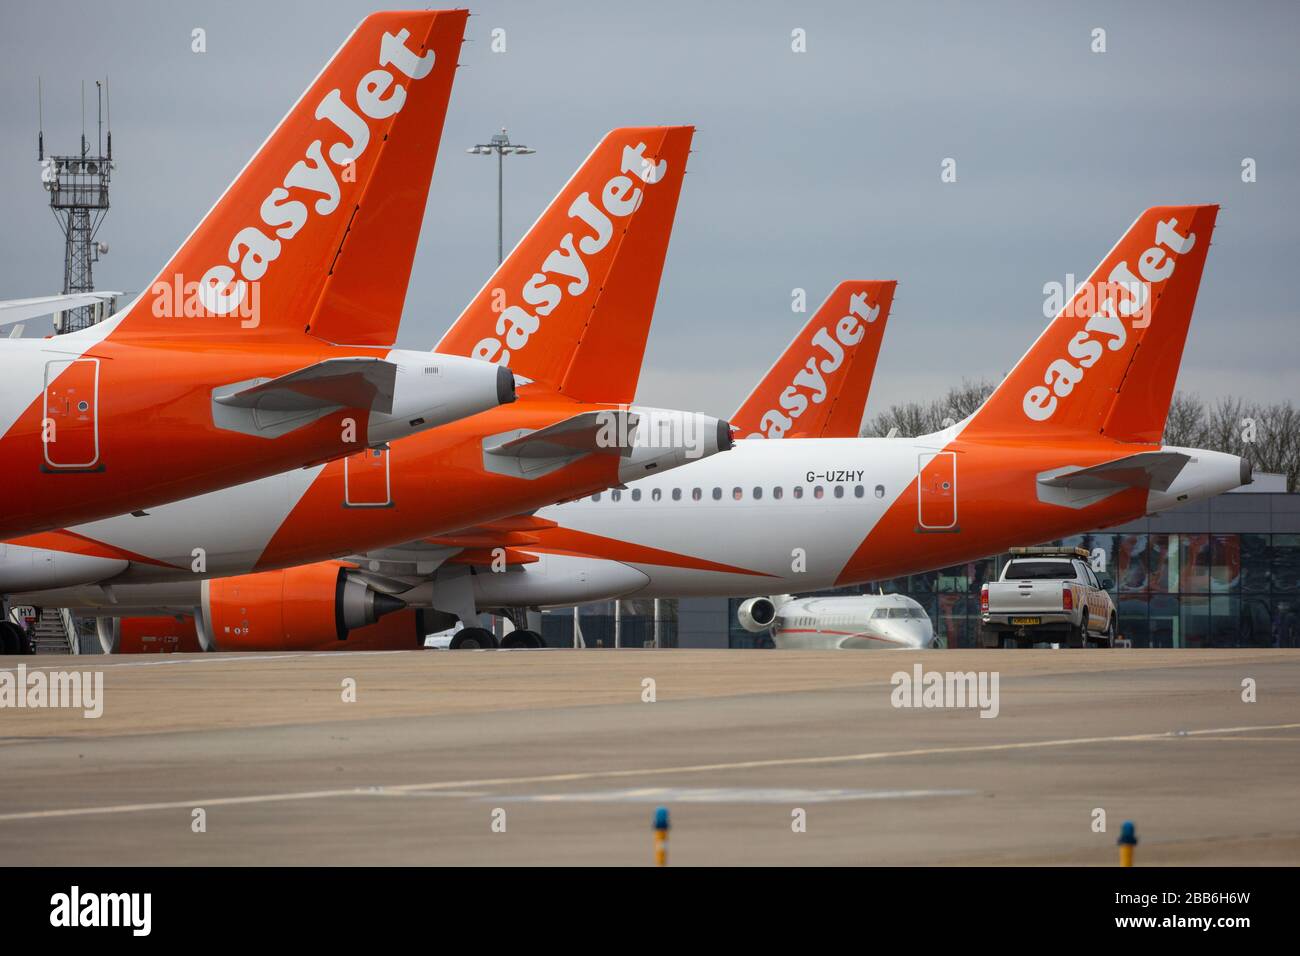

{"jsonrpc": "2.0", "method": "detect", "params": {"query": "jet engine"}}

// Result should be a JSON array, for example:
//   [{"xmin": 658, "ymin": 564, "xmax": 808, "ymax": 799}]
[
  {"xmin": 95, "ymin": 615, "xmax": 202, "ymax": 654},
  {"xmin": 737, "ymin": 596, "xmax": 777, "ymax": 633},
  {"xmin": 200, "ymin": 561, "xmax": 411, "ymax": 651}
]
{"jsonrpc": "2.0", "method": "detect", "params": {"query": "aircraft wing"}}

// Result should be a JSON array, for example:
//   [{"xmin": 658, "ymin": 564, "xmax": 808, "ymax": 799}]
[{"xmin": 344, "ymin": 515, "xmax": 557, "ymax": 579}]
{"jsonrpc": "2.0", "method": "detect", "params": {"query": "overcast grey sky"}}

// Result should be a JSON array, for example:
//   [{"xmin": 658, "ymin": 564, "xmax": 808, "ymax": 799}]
[{"xmin": 2, "ymin": 0, "xmax": 1297, "ymax": 420}]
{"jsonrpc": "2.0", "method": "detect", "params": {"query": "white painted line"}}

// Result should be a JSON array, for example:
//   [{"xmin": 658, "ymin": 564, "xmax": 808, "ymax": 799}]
[
  {"xmin": 0, "ymin": 654, "xmax": 308, "ymax": 672},
  {"xmin": 1181, "ymin": 735, "xmax": 1300, "ymax": 742},
  {"xmin": 363, "ymin": 788, "xmax": 490, "ymax": 798},
  {"xmin": 0, "ymin": 650, "xmax": 413, "ymax": 672},
  {"xmin": 489, "ymin": 787, "xmax": 977, "ymax": 804},
  {"xmin": 1, "ymin": 721, "xmax": 1296, "ymax": 823}
]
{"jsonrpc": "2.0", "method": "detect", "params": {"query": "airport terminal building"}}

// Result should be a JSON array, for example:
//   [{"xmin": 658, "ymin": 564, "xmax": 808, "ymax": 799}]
[{"xmin": 547, "ymin": 476, "xmax": 1300, "ymax": 649}]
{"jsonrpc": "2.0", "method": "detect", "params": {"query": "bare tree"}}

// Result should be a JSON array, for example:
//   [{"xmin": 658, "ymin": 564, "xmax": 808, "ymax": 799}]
[
  {"xmin": 1205, "ymin": 396, "xmax": 1247, "ymax": 455},
  {"xmin": 1160, "ymin": 392, "xmax": 1297, "ymax": 491},
  {"xmin": 870, "ymin": 384, "xmax": 1298, "ymax": 491},
  {"xmin": 864, "ymin": 379, "xmax": 996, "ymax": 437},
  {"xmin": 1162, "ymin": 393, "xmax": 1207, "ymax": 447},
  {"xmin": 944, "ymin": 379, "xmax": 995, "ymax": 421},
  {"xmin": 1247, "ymin": 401, "xmax": 1300, "ymax": 490},
  {"xmin": 865, "ymin": 401, "xmax": 937, "ymax": 437}
]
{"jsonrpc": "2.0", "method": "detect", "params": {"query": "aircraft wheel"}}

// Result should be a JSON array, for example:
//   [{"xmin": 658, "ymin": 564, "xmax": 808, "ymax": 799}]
[
  {"xmin": 500, "ymin": 629, "xmax": 544, "ymax": 649},
  {"xmin": 0, "ymin": 622, "xmax": 23, "ymax": 655},
  {"xmin": 450, "ymin": 627, "xmax": 498, "ymax": 650}
]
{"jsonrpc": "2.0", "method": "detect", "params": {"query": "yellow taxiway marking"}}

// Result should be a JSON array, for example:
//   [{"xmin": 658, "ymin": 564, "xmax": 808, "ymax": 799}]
[{"xmin": 1, "ymin": 721, "xmax": 1298, "ymax": 823}]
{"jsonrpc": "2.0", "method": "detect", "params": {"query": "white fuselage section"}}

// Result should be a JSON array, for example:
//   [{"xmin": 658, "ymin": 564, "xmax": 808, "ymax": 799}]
[
  {"xmin": 9, "ymin": 430, "xmax": 1248, "ymax": 627},
  {"xmin": 0, "ymin": 319, "xmax": 117, "ymax": 439},
  {"xmin": 473, "ymin": 438, "xmax": 1246, "ymax": 611},
  {"xmin": 535, "ymin": 436, "xmax": 913, "ymax": 594}
]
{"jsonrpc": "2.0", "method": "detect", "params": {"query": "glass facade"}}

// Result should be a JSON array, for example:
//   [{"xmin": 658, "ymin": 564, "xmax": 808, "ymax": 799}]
[
  {"xmin": 540, "ymin": 599, "xmax": 679, "ymax": 648},
  {"xmin": 725, "ymin": 531, "xmax": 1300, "ymax": 648}
]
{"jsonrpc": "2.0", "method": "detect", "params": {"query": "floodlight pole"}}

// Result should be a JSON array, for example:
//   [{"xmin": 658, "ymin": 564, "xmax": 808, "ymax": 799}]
[
  {"xmin": 497, "ymin": 145, "xmax": 504, "ymax": 264},
  {"xmin": 467, "ymin": 128, "xmax": 535, "ymax": 265}
]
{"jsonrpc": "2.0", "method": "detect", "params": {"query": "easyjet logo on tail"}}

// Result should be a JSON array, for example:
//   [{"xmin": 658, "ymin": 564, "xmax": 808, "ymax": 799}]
[
  {"xmin": 749, "ymin": 291, "xmax": 880, "ymax": 439},
  {"xmin": 1022, "ymin": 217, "xmax": 1196, "ymax": 423},
  {"xmin": 470, "ymin": 143, "xmax": 669, "ymax": 367},
  {"xmin": 188, "ymin": 29, "xmax": 437, "ymax": 320}
]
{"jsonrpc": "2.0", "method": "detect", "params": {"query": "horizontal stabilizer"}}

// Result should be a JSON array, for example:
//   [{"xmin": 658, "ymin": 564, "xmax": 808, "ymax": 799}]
[
  {"xmin": 1039, "ymin": 451, "xmax": 1191, "ymax": 492},
  {"xmin": 484, "ymin": 410, "xmax": 638, "ymax": 460},
  {"xmin": 213, "ymin": 357, "xmax": 397, "ymax": 413}
]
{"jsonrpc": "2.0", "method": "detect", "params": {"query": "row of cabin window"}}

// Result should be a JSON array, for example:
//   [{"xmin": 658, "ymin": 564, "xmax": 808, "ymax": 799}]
[
  {"xmin": 589, "ymin": 484, "xmax": 881, "ymax": 503},
  {"xmin": 787, "ymin": 608, "xmax": 927, "ymax": 627}
]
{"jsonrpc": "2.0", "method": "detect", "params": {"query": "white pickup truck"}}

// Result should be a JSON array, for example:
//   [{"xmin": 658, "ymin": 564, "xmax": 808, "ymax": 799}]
[{"xmin": 979, "ymin": 547, "xmax": 1116, "ymax": 648}]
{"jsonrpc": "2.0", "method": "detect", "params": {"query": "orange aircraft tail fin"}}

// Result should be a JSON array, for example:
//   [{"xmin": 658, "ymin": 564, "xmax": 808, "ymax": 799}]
[
  {"xmin": 732, "ymin": 281, "xmax": 896, "ymax": 439},
  {"xmin": 963, "ymin": 205, "xmax": 1218, "ymax": 444},
  {"xmin": 436, "ymin": 126, "xmax": 694, "ymax": 404},
  {"xmin": 117, "ymin": 10, "xmax": 467, "ymax": 346}
]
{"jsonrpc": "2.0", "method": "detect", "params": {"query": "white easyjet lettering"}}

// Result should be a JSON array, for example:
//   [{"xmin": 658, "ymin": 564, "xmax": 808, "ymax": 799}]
[
  {"xmin": 196, "ymin": 29, "xmax": 435, "ymax": 317},
  {"xmin": 750, "ymin": 290, "xmax": 880, "ymax": 438},
  {"xmin": 1022, "ymin": 217, "xmax": 1195, "ymax": 422},
  {"xmin": 470, "ymin": 141, "xmax": 669, "ymax": 365}
]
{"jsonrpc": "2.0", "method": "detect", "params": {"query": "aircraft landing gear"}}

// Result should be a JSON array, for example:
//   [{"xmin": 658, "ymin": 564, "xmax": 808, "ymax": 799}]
[
  {"xmin": 449, "ymin": 627, "xmax": 498, "ymax": 650},
  {"xmin": 496, "ymin": 607, "xmax": 544, "ymax": 649},
  {"xmin": 500, "ymin": 629, "xmax": 545, "ymax": 649}
]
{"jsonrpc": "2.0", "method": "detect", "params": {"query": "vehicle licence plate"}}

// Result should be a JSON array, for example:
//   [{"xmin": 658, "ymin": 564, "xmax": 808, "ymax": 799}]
[{"xmin": 1011, "ymin": 617, "xmax": 1041, "ymax": 625}]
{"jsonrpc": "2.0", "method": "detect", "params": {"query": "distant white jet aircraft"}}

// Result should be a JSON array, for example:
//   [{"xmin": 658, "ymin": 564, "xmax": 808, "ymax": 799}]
[{"xmin": 738, "ymin": 592, "xmax": 937, "ymax": 650}]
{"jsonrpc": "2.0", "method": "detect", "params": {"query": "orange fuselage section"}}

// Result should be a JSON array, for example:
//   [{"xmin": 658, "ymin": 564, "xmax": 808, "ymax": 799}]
[
  {"xmin": 255, "ymin": 390, "xmax": 627, "ymax": 569},
  {"xmin": 2, "ymin": 337, "xmax": 390, "ymax": 537}
]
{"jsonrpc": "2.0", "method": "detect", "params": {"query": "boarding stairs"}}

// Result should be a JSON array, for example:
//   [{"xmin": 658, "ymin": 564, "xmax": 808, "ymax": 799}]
[{"xmin": 29, "ymin": 607, "xmax": 79, "ymax": 655}]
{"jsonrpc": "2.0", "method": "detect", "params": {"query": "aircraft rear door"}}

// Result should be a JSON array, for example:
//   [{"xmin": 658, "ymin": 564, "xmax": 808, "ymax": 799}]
[
  {"xmin": 43, "ymin": 358, "xmax": 101, "ymax": 470},
  {"xmin": 916, "ymin": 450, "xmax": 958, "ymax": 532}
]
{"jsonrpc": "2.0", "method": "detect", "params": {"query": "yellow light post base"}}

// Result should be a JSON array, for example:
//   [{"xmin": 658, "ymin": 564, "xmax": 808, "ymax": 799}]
[
  {"xmin": 653, "ymin": 806, "xmax": 670, "ymax": 866},
  {"xmin": 1118, "ymin": 820, "xmax": 1138, "ymax": 867}
]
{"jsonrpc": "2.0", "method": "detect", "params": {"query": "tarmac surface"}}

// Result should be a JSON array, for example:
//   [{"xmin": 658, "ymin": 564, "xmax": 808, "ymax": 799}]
[{"xmin": 1, "ymin": 648, "xmax": 1297, "ymax": 866}]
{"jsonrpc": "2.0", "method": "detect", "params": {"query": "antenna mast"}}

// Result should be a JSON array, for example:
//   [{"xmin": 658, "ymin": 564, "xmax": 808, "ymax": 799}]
[{"xmin": 38, "ymin": 77, "xmax": 115, "ymax": 334}]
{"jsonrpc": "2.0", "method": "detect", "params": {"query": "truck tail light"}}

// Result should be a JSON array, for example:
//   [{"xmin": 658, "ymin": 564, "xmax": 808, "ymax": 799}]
[
  {"xmin": 980, "ymin": 583, "xmax": 989, "ymax": 613},
  {"xmin": 1062, "ymin": 584, "xmax": 1074, "ymax": 611}
]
